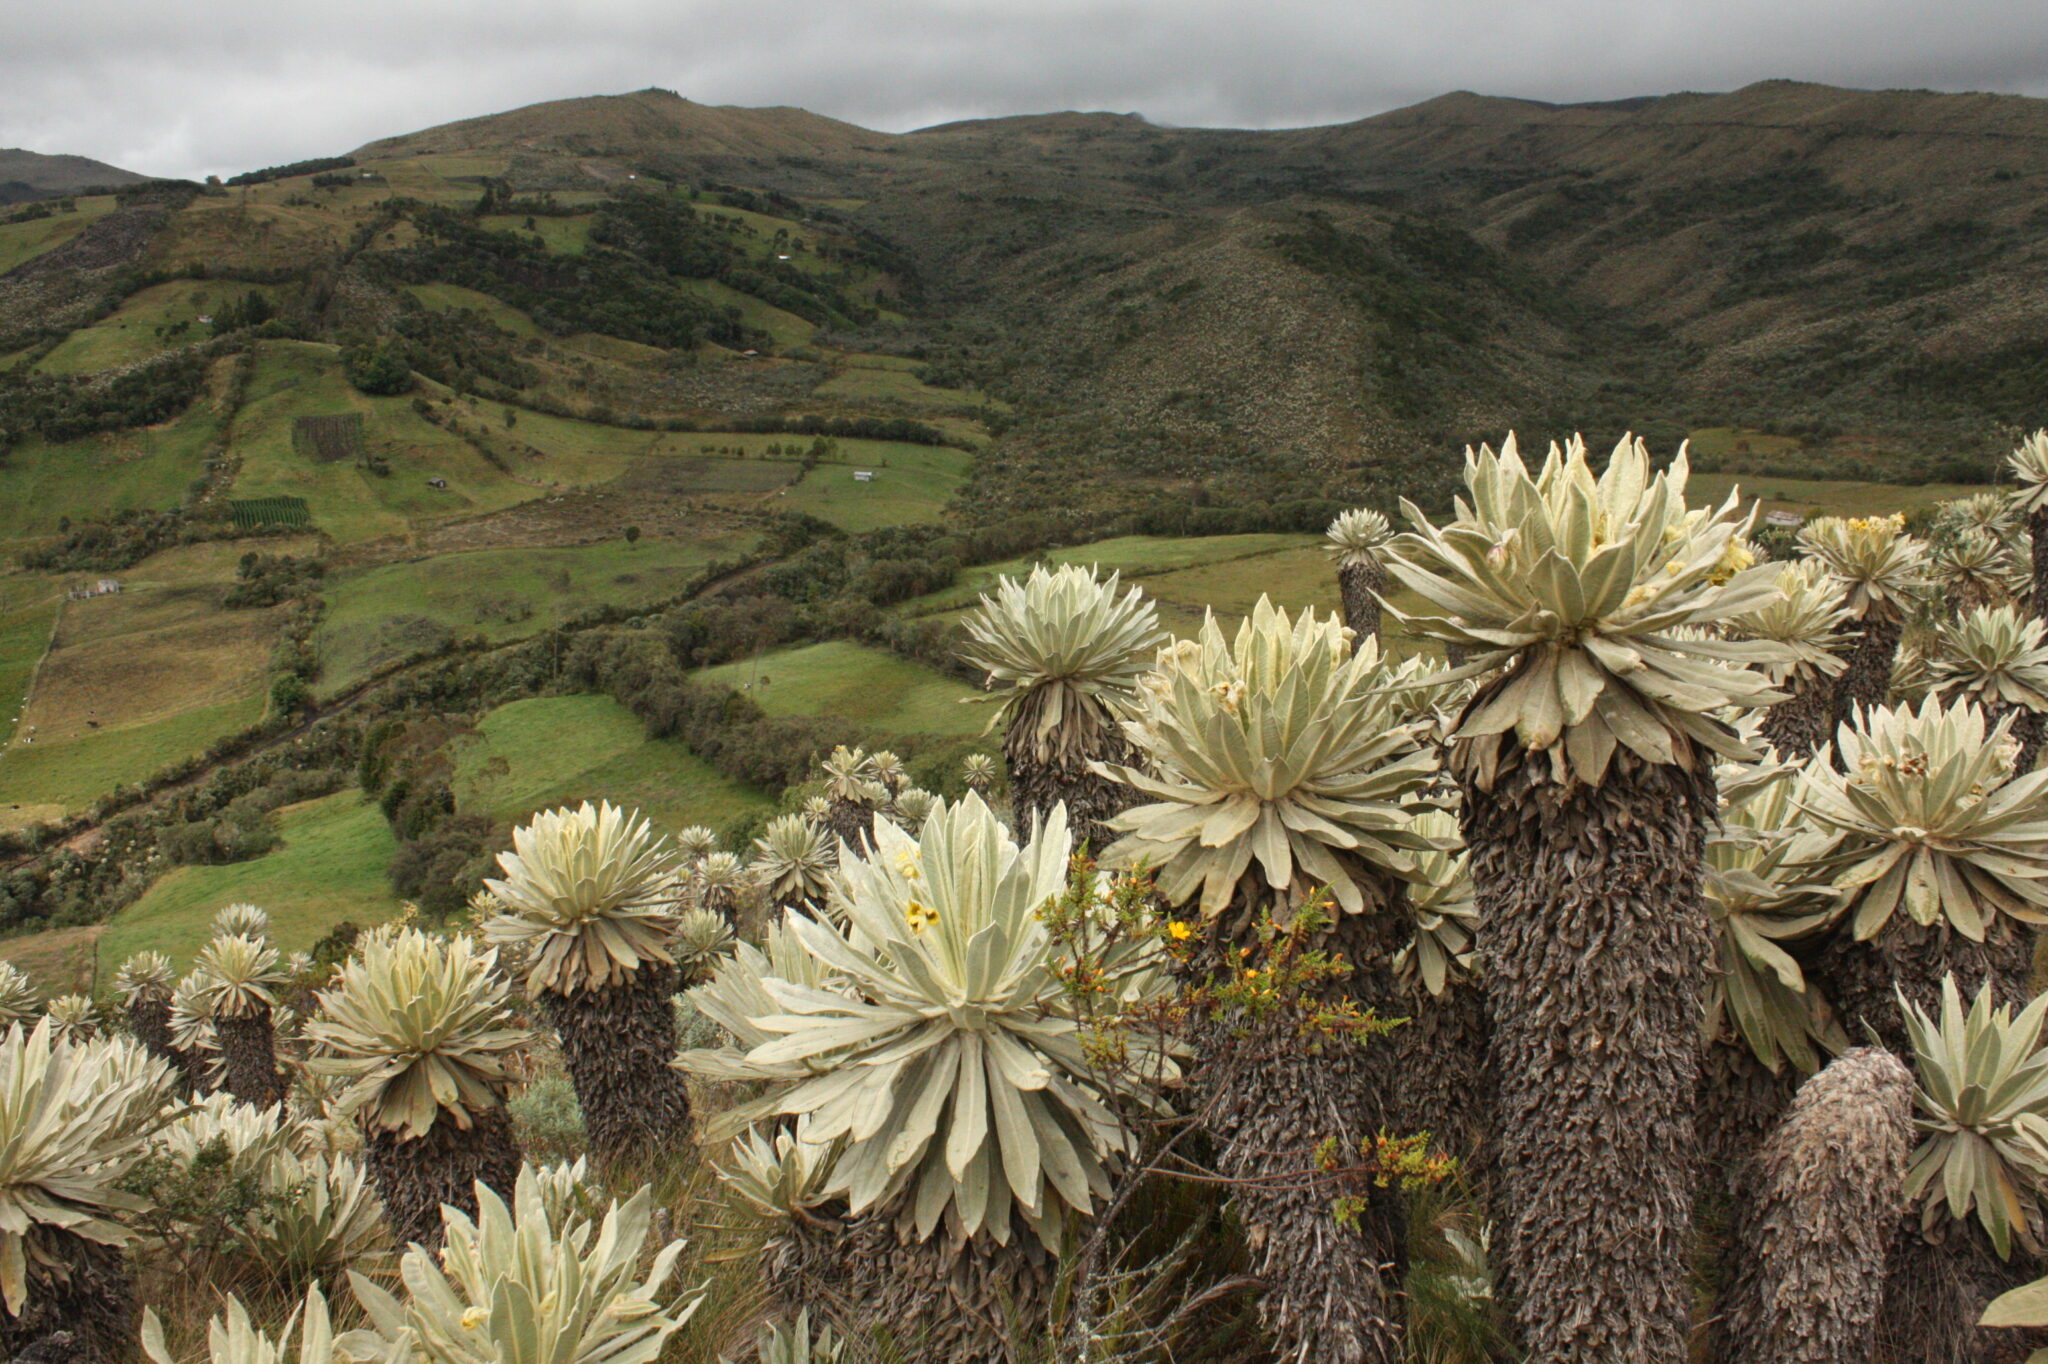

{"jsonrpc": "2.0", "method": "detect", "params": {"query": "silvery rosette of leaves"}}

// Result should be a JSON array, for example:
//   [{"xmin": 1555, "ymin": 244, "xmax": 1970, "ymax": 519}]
[
  {"xmin": 1726, "ymin": 557, "xmax": 1851, "ymax": 684},
  {"xmin": 1704, "ymin": 754, "xmax": 1845, "ymax": 1073},
  {"xmin": 483, "ymin": 801, "xmax": 682, "ymax": 996},
  {"xmin": 1900, "ymin": 977, "xmax": 2048, "ymax": 1258},
  {"xmin": 716, "ymin": 1117, "xmax": 839, "ymax": 1226},
  {"xmin": 1382, "ymin": 433, "xmax": 1791, "ymax": 786},
  {"xmin": 303, "ymin": 928, "xmax": 530, "ymax": 1140},
  {"xmin": 1096, "ymin": 598, "xmax": 1443, "ymax": 920},
  {"xmin": 956, "ymin": 563, "xmax": 1166, "ymax": 768},
  {"xmin": 1792, "ymin": 697, "xmax": 2048, "ymax": 941},
  {"xmin": 752, "ymin": 813, "xmax": 837, "ymax": 906},
  {"xmin": 678, "ymin": 918, "xmax": 843, "ymax": 1084},
  {"xmin": 2008, "ymin": 429, "xmax": 2048, "ymax": 516},
  {"xmin": 342, "ymin": 1168, "xmax": 700, "ymax": 1364},
  {"xmin": 1931, "ymin": 528, "xmax": 2025, "ymax": 610},
  {"xmin": 194, "ymin": 933, "xmax": 287, "ymax": 1019},
  {"xmin": 1391, "ymin": 808, "xmax": 1479, "ymax": 997},
  {"xmin": 1796, "ymin": 513, "xmax": 1930, "ymax": 619},
  {"xmin": 1325, "ymin": 507, "xmax": 1392, "ymax": 565},
  {"xmin": 0, "ymin": 1022, "xmax": 178, "ymax": 1313},
  {"xmin": 696, "ymin": 795, "xmax": 1176, "ymax": 1249},
  {"xmin": 1935, "ymin": 603, "xmax": 2048, "ymax": 714}
]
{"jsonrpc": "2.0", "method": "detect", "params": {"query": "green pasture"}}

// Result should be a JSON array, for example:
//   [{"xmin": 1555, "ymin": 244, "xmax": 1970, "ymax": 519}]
[
  {"xmin": 814, "ymin": 364, "xmax": 996, "ymax": 411},
  {"xmin": 479, "ymin": 213, "xmax": 594, "ymax": 253},
  {"xmin": 0, "ymin": 196, "xmax": 117, "ymax": 275},
  {"xmin": 777, "ymin": 447, "xmax": 972, "ymax": 530},
  {"xmin": 680, "ymin": 279, "xmax": 816, "ymax": 347},
  {"xmin": 228, "ymin": 342, "xmax": 537, "ymax": 542},
  {"xmin": 696, "ymin": 640, "xmax": 984, "ymax": 740},
  {"xmin": 315, "ymin": 530, "xmax": 755, "ymax": 691},
  {"xmin": 454, "ymin": 694, "xmax": 774, "ymax": 836},
  {"xmin": 97, "ymin": 792, "xmax": 402, "ymax": 975},
  {"xmin": 0, "ymin": 693, "xmax": 265, "ymax": 823},
  {"xmin": 0, "ymin": 591, "xmax": 57, "ymax": 748},
  {"xmin": 38, "ymin": 281, "xmax": 279, "ymax": 376},
  {"xmin": 1688, "ymin": 472, "xmax": 1991, "ymax": 519},
  {"xmin": 895, "ymin": 533, "xmax": 1316, "ymax": 616},
  {"xmin": 404, "ymin": 283, "xmax": 545, "ymax": 338}
]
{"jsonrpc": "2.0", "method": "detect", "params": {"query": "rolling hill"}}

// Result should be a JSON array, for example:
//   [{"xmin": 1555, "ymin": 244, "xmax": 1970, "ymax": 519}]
[
  {"xmin": 0, "ymin": 148, "xmax": 147, "ymax": 204},
  {"xmin": 0, "ymin": 79, "xmax": 2036, "ymax": 986}
]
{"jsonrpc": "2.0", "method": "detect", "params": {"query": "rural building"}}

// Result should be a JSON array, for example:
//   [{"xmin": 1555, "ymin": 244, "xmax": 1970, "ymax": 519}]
[
  {"xmin": 68, "ymin": 579, "xmax": 121, "ymax": 600},
  {"xmin": 1762, "ymin": 510, "xmax": 1804, "ymax": 528},
  {"xmin": 853, "ymin": 470, "xmax": 875, "ymax": 482}
]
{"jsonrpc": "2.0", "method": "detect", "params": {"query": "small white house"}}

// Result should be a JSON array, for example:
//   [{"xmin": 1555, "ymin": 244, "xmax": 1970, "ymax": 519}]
[
  {"xmin": 853, "ymin": 470, "xmax": 875, "ymax": 483},
  {"xmin": 1762, "ymin": 510, "xmax": 1805, "ymax": 529}
]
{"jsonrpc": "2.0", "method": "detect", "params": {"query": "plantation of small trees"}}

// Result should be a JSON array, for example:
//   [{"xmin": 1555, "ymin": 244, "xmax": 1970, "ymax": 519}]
[{"xmin": 14, "ymin": 429, "xmax": 2048, "ymax": 1364}]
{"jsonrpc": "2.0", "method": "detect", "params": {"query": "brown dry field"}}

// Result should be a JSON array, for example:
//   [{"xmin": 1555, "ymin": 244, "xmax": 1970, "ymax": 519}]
[
  {"xmin": 15, "ymin": 541, "xmax": 300, "ymax": 744},
  {"xmin": 0, "ymin": 926, "xmax": 100, "ymax": 994}
]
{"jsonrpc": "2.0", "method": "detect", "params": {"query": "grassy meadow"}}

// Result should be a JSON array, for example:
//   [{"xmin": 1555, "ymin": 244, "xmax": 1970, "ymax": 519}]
[
  {"xmin": 0, "ymin": 196, "xmax": 116, "ymax": 274},
  {"xmin": 696, "ymin": 640, "xmax": 985, "ymax": 739},
  {"xmin": 454, "ymin": 694, "xmax": 774, "ymax": 835},
  {"xmin": 315, "ymin": 530, "xmax": 757, "ymax": 691},
  {"xmin": 97, "ymin": 791, "xmax": 402, "ymax": 974},
  {"xmin": 36, "ymin": 281, "xmax": 279, "ymax": 376}
]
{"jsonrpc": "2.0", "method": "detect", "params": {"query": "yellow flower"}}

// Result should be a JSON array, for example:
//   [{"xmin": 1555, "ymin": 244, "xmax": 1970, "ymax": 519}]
[
  {"xmin": 1710, "ymin": 537, "xmax": 1756, "ymax": 585},
  {"xmin": 904, "ymin": 900, "xmax": 939, "ymax": 933},
  {"xmin": 1167, "ymin": 920, "xmax": 1193, "ymax": 941},
  {"xmin": 895, "ymin": 849, "xmax": 922, "ymax": 881},
  {"xmin": 460, "ymin": 1306, "xmax": 488, "ymax": 1330}
]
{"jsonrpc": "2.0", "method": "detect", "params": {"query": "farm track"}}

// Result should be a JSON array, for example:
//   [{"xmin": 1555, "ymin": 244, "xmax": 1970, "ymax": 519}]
[{"xmin": 2, "ymin": 552, "xmax": 772, "ymax": 875}]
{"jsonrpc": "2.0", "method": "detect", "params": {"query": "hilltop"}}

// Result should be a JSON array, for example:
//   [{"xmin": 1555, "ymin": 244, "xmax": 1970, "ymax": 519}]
[{"xmin": 0, "ymin": 148, "xmax": 147, "ymax": 204}]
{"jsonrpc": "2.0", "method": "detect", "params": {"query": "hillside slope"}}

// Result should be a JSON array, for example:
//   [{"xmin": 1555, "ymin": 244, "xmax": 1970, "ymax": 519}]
[{"xmin": 0, "ymin": 148, "xmax": 146, "ymax": 204}]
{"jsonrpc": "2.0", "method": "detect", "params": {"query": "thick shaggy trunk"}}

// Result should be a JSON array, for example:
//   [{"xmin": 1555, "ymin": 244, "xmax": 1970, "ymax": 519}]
[
  {"xmin": 1760, "ymin": 669, "xmax": 1838, "ymax": 757},
  {"xmin": 765, "ymin": 1213, "xmax": 1054, "ymax": 1364},
  {"xmin": 1457, "ymin": 742, "xmax": 1715, "ymax": 1364},
  {"xmin": 0, "ymin": 1234, "xmax": 132, "ymax": 1363},
  {"xmin": 1006, "ymin": 721, "xmax": 1138, "ymax": 854},
  {"xmin": 1808, "ymin": 916, "xmax": 2035, "ymax": 1054},
  {"xmin": 124, "ymin": 998, "xmax": 181, "ymax": 1082},
  {"xmin": 825, "ymin": 798, "xmax": 877, "ymax": 856},
  {"xmin": 1711, "ymin": 1047, "xmax": 1913, "ymax": 1364},
  {"xmin": 1697, "ymin": 1042, "xmax": 1803, "ymax": 1194},
  {"xmin": 544, "ymin": 960, "xmax": 693, "ymax": 1162},
  {"xmin": 2031, "ymin": 507, "xmax": 2048, "ymax": 622},
  {"xmin": 1388, "ymin": 981, "xmax": 1492, "ymax": 1172},
  {"xmin": 1338, "ymin": 558, "xmax": 1385, "ymax": 646},
  {"xmin": 1875, "ymin": 1225, "xmax": 2048, "ymax": 1364},
  {"xmin": 1194, "ymin": 906, "xmax": 1411, "ymax": 1364},
  {"xmin": 1832, "ymin": 610, "xmax": 1904, "ymax": 732},
  {"xmin": 365, "ymin": 1105, "xmax": 522, "ymax": 1247},
  {"xmin": 2015, "ymin": 708, "xmax": 2046, "ymax": 774},
  {"xmin": 213, "ymin": 1012, "xmax": 286, "ymax": 1109}
]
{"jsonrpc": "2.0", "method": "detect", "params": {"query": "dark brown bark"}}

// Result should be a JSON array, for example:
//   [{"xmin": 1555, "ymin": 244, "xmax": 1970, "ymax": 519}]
[
  {"xmin": 1831, "ymin": 610, "xmax": 1904, "ymax": 735},
  {"xmin": 1697, "ymin": 1041, "xmax": 1803, "ymax": 1194},
  {"xmin": 1874, "ymin": 1224, "xmax": 2048, "ymax": 1364},
  {"xmin": 1192, "ymin": 902, "xmax": 1410, "ymax": 1364},
  {"xmin": 765, "ymin": 1212, "xmax": 1054, "ymax": 1364},
  {"xmin": 1807, "ymin": 915, "xmax": 2035, "ymax": 1054},
  {"xmin": 0, "ymin": 1234, "xmax": 132, "ymax": 1364},
  {"xmin": 1760, "ymin": 669, "xmax": 1838, "ymax": 757},
  {"xmin": 124, "ymin": 999, "xmax": 176, "ymax": 1071},
  {"xmin": 2015, "ymin": 708, "xmax": 2046, "ymax": 774},
  {"xmin": 1337, "ymin": 557, "xmax": 1385, "ymax": 646},
  {"xmin": 1388, "ymin": 980, "xmax": 1493, "ymax": 1174},
  {"xmin": 2030, "ymin": 506, "xmax": 2048, "ymax": 623},
  {"xmin": 213, "ymin": 1011, "xmax": 286, "ymax": 1109},
  {"xmin": 543, "ymin": 960, "xmax": 693, "ymax": 1162},
  {"xmin": 1006, "ymin": 713, "xmax": 1138, "ymax": 854},
  {"xmin": 1457, "ymin": 740, "xmax": 1716, "ymax": 1364},
  {"xmin": 824, "ymin": 797, "xmax": 877, "ymax": 855},
  {"xmin": 365, "ymin": 1104, "xmax": 522, "ymax": 1247},
  {"xmin": 1712, "ymin": 1047, "xmax": 1913, "ymax": 1364}
]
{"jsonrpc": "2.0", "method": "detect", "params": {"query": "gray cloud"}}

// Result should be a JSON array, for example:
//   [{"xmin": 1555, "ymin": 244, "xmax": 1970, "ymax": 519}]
[{"xmin": 6, "ymin": 0, "xmax": 2047, "ymax": 181}]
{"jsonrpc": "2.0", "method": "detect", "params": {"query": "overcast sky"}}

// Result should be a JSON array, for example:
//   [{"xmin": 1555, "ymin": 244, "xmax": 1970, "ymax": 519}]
[{"xmin": 8, "ymin": 0, "xmax": 2048, "ymax": 182}]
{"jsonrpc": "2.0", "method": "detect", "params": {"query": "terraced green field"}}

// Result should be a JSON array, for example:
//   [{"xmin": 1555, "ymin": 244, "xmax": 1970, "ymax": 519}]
[
  {"xmin": 1689, "ymin": 473, "xmax": 1991, "ymax": 518},
  {"xmin": 0, "ymin": 196, "xmax": 117, "ymax": 274},
  {"xmin": 37, "ymin": 281, "xmax": 279, "ymax": 376},
  {"xmin": 455, "ymin": 694, "xmax": 774, "ymax": 836},
  {"xmin": 98, "ymin": 791, "xmax": 402, "ymax": 974},
  {"xmin": 315, "ymin": 529, "xmax": 757, "ymax": 691},
  {"xmin": 0, "ymin": 693, "xmax": 265, "ymax": 827},
  {"xmin": 0, "ymin": 362, "xmax": 231, "ymax": 545},
  {"xmin": 778, "ymin": 446, "xmax": 972, "ymax": 530},
  {"xmin": 696, "ymin": 640, "xmax": 985, "ymax": 740},
  {"xmin": 228, "ymin": 342, "xmax": 538, "ymax": 542}
]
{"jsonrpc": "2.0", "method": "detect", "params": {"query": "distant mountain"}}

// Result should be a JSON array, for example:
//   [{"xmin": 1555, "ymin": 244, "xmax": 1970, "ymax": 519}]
[
  {"xmin": 0, "ymin": 148, "xmax": 148, "ymax": 204},
  {"xmin": 7, "ymin": 79, "xmax": 2047, "ymax": 520}
]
